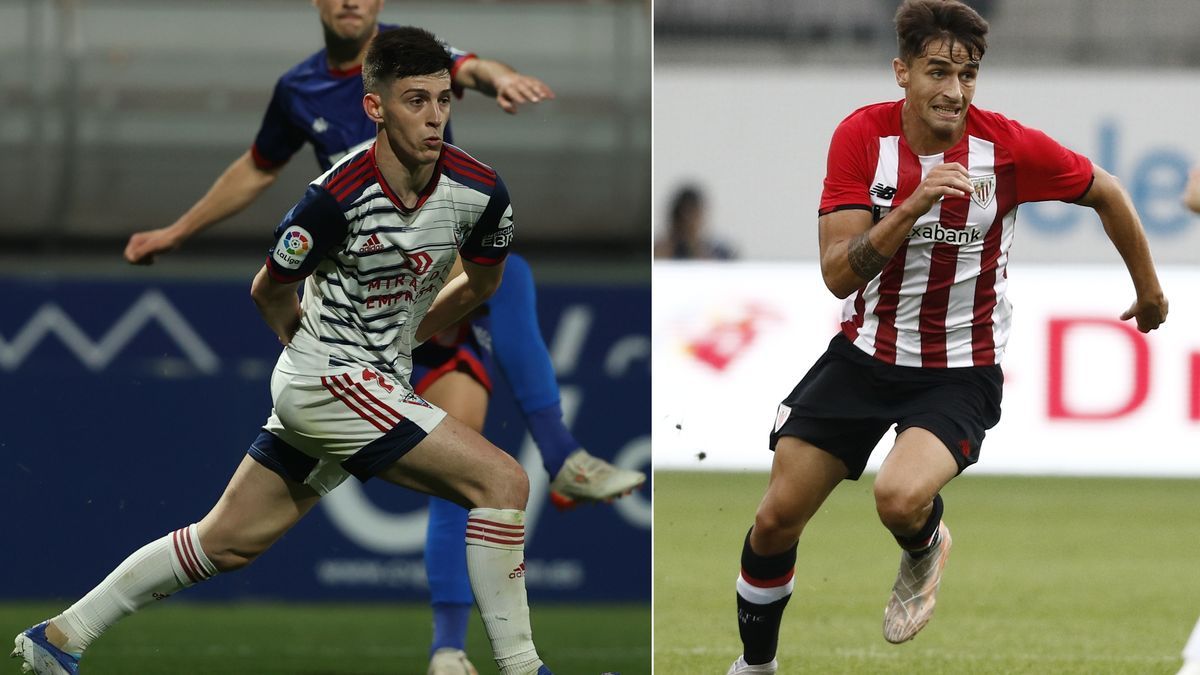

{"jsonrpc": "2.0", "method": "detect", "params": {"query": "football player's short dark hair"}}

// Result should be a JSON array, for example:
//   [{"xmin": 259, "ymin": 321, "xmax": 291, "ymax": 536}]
[
  {"xmin": 895, "ymin": 0, "xmax": 988, "ymax": 64},
  {"xmin": 363, "ymin": 26, "xmax": 454, "ymax": 94}
]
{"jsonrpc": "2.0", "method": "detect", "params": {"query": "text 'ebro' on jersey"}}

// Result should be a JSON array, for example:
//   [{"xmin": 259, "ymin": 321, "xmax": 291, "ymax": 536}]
[
  {"xmin": 264, "ymin": 142, "xmax": 513, "ymax": 380},
  {"xmin": 819, "ymin": 100, "xmax": 1094, "ymax": 369}
]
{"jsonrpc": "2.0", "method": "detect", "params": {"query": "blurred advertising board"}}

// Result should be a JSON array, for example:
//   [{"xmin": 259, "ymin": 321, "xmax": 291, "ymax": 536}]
[
  {"xmin": 654, "ymin": 261, "xmax": 1200, "ymax": 477},
  {"xmin": 0, "ymin": 276, "xmax": 649, "ymax": 601}
]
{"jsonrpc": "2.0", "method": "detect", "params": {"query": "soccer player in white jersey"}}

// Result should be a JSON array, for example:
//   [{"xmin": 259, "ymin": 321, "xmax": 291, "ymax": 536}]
[
  {"xmin": 13, "ymin": 27, "xmax": 553, "ymax": 675},
  {"xmin": 727, "ymin": 2, "xmax": 1168, "ymax": 673}
]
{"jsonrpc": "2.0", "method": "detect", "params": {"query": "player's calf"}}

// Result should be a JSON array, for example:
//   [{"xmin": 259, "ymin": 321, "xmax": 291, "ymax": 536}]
[{"xmin": 733, "ymin": 527, "xmax": 795, "ymax": 671}]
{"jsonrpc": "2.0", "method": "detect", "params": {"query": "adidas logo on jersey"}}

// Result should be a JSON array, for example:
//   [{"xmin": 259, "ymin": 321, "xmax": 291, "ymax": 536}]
[
  {"xmin": 358, "ymin": 234, "xmax": 384, "ymax": 254},
  {"xmin": 509, "ymin": 562, "xmax": 526, "ymax": 579}
]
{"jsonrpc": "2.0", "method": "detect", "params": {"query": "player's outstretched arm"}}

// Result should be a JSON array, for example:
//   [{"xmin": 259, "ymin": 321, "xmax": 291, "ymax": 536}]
[
  {"xmin": 819, "ymin": 162, "xmax": 974, "ymax": 299},
  {"xmin": 124, "ymin": 151, "xmax": 282, "ymax": 265},
  {"xmin": 250, "ymin": 265, "xmax": 302, "ymax": 346},
  {"xmin": 1075, "ymin": 166, "xmax": 1168, "ymax": 333},
  {"xmin": 452, "ymin": 58, "xmax": 555, "ymax": 114},
  {"xmin": 415, "ymin": 259, "xmax": 505, "ymax": 345}
]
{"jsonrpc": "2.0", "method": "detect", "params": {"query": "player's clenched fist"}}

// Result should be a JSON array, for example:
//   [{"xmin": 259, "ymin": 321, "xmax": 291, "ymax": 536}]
[
  {"xmin": 1120, "ymin": 293, "xmax": 1169, "ymax": 333},
  {"xmin": 903, "ymin": 162, "xmax": 974, "ymax": 216}
]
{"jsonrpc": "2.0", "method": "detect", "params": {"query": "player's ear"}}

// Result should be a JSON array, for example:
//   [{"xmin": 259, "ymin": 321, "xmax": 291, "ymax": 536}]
[
  {"xmin": 893, "ymin": 58, "xmax": 909, "ymax": 88},
  {"xmin": 363, "ymin": 93, "xmax": 384, "ymax": 124}
]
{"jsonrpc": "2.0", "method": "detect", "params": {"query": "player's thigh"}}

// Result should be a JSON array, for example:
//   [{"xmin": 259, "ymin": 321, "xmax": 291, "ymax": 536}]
[
  {"xmin": 420, "ymin": 370, "xmax": 489, "ymax": 433},
  {"xmin": 873, "ymin": 427, "xmax": 959, "ymax": 507},
  {"xmin": 375, "ymin": 412, "xmax": 526, "ymax": 510},
  {"xmin": 752, "ymin": 435, "xmax": 849, "ymax": 552},
  {"xmin": 197, "ymin": 454, "xmax": 321, "ymax": 553}
]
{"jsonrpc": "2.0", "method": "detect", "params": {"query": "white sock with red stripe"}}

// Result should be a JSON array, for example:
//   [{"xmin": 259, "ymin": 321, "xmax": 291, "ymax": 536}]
[
  {"xmin": 53, "ymin": 524, "xmax": 217, "ymax": 653},
  {"xmin": 465, "ymin": 508, "xmax": 544, "ymax": 675}
]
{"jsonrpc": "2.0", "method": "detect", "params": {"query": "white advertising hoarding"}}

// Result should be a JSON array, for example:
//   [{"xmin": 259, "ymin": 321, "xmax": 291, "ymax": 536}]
[{"xmin": 652, "ymin": 262, "xmax": 1200, "ymax": 476}]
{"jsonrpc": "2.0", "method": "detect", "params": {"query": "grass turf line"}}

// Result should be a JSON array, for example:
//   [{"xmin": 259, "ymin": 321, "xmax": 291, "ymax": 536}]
[
  {"xmin": 1, "ymin": 602, "xmax": 648, "ymax": 674},
  {"xmin": 654, "ymin": 472, "xmax": 1200, "ymax": 675}
]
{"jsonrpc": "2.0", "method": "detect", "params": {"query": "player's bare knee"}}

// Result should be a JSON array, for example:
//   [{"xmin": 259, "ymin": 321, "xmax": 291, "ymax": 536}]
[
  {"xmin": 873, "ymin": 482, "xmax": 929, "ymax": 533},
  {"xmin": 752, "ymin": 506, "xmax": 804, "ymax": 552},
  {"xmin": 471, "ymin": 454, "xmax": 528, "ymax": 510}
]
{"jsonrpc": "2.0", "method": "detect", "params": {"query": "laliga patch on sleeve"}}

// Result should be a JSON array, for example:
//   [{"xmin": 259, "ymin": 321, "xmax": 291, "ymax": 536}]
[{"xmin": 273, "ymin": 226, "xmax": 313, "ymax": 269}]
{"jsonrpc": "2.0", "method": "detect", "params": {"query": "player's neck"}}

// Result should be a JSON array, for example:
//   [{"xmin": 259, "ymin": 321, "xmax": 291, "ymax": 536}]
[
  {"xmin": 374, "ymin": 135, "xmax": 438, "ymax": 207},
  {"xmin": 323, "ymin": 25, "xmax": 377, "ymax": 72}
]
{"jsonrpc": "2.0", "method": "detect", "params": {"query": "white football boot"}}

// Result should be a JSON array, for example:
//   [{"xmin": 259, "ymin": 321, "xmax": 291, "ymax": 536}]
[
  {"xmin": 549, "ymin": 449, "xmax": 646, "ymax": 510},
  {"xmin": 883, "ymin": 521, "xmax": 953, "ymax": 644},
  {"xmin": 726, "ymin": 655, "xmax": 778, "ymax": 674}
]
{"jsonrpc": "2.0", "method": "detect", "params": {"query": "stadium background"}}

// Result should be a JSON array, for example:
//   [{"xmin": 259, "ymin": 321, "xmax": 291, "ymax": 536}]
[
  {"xmin": 0, "ymin": 1, "xmax": 650, "ymax": 673},
  {"xmin": 654, "ymin": 1, "xmax": 1200, "ymax": 673}
]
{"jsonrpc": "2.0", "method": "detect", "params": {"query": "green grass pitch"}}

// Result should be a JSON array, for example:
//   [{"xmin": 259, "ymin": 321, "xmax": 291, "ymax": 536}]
[
  {"xmin": 654, "ymin": 472, "xmax": 1200, "ymax": 674},
  {"xmin": 1, "ymin": 602, "xmax": 648, "ymax": 674}
]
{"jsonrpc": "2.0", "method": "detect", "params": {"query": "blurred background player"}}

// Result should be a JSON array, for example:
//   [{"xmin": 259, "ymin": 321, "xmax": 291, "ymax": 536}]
[
  {"xmin": 13, "ymin": 26, "xmax": 555, "ymax": 675},
  {"xmin": 653, "ymin": 183, "xmax": 736, "ymax": 260},
  {"xmin": 727, "ymin": 2, "xmax": 1167, "ymax": 673},
  {"xmin": 124, "ymin": 0, "xmax": 548, "ymax": 263},
  {"xmin": 120, "ymin": 1, "xmax": 642, "ymax": 672}
]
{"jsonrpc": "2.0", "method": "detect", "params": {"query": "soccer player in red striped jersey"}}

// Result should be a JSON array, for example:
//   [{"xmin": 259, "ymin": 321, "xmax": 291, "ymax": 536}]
[{"xmin": 728, "ymin": 2, "xmax": 1168, "ymax": 672}]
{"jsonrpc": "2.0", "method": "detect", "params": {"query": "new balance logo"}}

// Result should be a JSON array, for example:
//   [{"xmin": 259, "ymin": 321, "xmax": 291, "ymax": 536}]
[
  {"xmin": 509, "ymin": 562, "xmax": 526, "ymax": 579},
  {"xmin": 358, "ymin": 234, "xmax": 384, "ymax": 254},
  {"xmin": 870, "ymin": 183, "xmax": 898, "ymax": 200}
]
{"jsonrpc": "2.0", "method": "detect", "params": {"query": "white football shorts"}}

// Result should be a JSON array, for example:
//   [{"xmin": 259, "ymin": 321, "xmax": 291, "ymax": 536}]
[{"xmin": 252, "ymin": 360, "xmax": 447, "ymax": 495}]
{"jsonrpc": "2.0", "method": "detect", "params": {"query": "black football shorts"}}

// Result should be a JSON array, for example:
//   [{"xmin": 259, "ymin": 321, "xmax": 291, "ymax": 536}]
[{"xmin": 770, "ymin": 333, "xmax": 1003, "ymax": 479}]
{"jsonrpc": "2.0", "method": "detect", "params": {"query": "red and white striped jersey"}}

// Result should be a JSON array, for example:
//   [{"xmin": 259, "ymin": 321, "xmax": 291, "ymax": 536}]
[{"xmin": 819, "ymin": 100, "xmax": 1093, "ymax": 368}]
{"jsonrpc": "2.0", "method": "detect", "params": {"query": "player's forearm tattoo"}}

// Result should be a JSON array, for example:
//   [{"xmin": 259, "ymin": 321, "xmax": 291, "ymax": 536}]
[{"xmin": 847, "ymin": 231, "xmax": 890, "ymax": 281}]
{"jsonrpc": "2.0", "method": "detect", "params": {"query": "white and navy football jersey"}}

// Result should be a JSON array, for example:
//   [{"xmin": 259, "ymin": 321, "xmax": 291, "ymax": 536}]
[{"xmin": 264, "ymin": 142, "xmax": 512, "ymax": 380}]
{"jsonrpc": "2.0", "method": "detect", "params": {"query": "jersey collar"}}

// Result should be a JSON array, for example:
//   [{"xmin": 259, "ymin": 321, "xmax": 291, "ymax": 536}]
[{"xmin": 368, "ymin": 144, "xmax": 442, "ymax": 214}]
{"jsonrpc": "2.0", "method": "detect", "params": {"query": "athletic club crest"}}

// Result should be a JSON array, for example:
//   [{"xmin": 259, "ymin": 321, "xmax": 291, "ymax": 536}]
[
  {"xmin": 774, "ymin": 404, "xmax": 791, "ymax": 433},
  {"xmin": 970, "ymin": 174, "xmax": 996, "ymax": 209}
]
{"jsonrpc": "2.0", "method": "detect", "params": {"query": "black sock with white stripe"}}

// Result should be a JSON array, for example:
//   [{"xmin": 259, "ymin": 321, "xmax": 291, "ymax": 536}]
[
  {"xmin": 54, "ymin": 524, "xmax": 218, "ymax": 653},
  {"xmin": 736, "ymin": 527, "xmax": 797, "ymax": 666}
]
